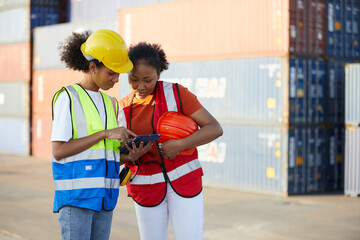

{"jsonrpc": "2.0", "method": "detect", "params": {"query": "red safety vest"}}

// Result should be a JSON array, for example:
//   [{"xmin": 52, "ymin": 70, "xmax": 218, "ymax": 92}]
[{"xmin": 122, "ymin": 81, "xmax": 203, "ymax": 207}]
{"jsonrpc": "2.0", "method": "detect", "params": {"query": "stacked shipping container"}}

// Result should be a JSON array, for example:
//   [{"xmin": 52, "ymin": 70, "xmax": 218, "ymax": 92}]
[
  {"xmin": 0, "ymin": 0, "xmax": 67, "ymax": 155},
  {"xmin": 344, "ymin": 64, "xmax": 360, "ymax": 197},
  {"xmin": 118, "ymin": 0, "xmax": 359, "ymax": 195}
]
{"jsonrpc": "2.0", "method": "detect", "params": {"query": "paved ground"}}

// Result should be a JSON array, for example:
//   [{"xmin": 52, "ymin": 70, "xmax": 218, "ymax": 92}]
[{"xmin": 0, "ymin": 153, "xmax": 359, "ymax": 240}]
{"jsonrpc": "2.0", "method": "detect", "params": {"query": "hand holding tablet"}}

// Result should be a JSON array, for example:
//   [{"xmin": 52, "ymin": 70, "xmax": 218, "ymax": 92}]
[{"xmin": 119, "ymin": 134, "xmax": 161, "ymax": 154}]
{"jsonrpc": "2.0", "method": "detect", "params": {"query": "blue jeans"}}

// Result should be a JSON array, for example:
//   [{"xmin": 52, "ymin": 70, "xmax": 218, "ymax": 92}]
[{"xmin": 58, "ymin": 206, "xmax": 113, "ymax": 240}]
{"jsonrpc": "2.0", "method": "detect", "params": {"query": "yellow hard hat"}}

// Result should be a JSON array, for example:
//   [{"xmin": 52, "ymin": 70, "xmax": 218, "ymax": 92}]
[{"xmin": 80, "ymin": 29, "xmax": 133, "ymax": 73}]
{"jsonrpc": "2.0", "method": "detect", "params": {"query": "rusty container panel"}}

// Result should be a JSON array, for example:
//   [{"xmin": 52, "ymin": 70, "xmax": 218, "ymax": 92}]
[
  {"xmin": 289, "ymin": 0, "xmax": 307, "ymax": 55},
  {"xmin": 32, "ymin": 69, "xmax": 120, "ymax": 115},
  {"xmin": 118, "ymin": 0, "xmax": 290, "ymax": 61},
  {"xmin": 0, "ymin": 81, "xmax": 29, "ymax": 118},
  {"xmin": 32, "ymin": 113, "xmax": 52, "ymax": 160},
  {"xmin": 307, "ymin": 0, "xmax": 327, "ymax": 56},
  {"xmin": 0, "ymin": 42, "xmax": 31, "ymax": 81}
]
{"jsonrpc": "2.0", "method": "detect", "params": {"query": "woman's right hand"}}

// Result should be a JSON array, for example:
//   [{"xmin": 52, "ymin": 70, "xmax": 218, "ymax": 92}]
[{"xmin": 105, "ymin": 127, "xmax": 136, "ymax": 143}]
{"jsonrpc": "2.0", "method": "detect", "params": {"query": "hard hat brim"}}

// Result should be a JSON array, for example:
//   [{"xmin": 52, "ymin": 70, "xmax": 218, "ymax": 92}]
[{"xmin": 105, "ymin": 59, "xmax": 133, "ymax": 74}]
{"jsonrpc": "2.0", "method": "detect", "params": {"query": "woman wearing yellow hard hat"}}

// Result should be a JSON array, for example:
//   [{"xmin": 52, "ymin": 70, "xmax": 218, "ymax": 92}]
[
  {"xmin": 51, "ymin": 29, "xmax": 153, "ymax": 240},
  {"xmin": 119, "ymin": 42, "xmax": 223, "ymax": 240}
]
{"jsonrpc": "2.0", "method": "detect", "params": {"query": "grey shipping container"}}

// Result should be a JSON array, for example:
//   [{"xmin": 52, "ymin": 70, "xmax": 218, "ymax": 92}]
[
  {"xmin": 199, "ymin": 124, "xmax": 288, "ymax": 196},
  {"xmin": 0, "ymin": 7, "xmax": 30, "ymax": 44},
  {"xmin": 121, "ymin": 56, "xmax": 289, "ymax": 126},
  {"xmin": 33, "ymin": 18, "xmax": 117, "ymax": 70},
  {"xmin": 120, "ymin": 56, "xmax": 327, "ymax": 126},
  {"xmin": 345, "ymin": 63, "xmax": 360, "ymax": 126},
  {"xmin": 0, "ymin": 117, "xmax": 29, "ymax": 156},
  {"xmin": 344, "ymin": 126, "xmax": 360, "ymax": 197},
  {"xmin": 198, "ymin": 124, "xmax": 328, "ymax": 196},
  {"xmin": 0, "ymin": 81, "xmax": 29, "ymax": 118}
]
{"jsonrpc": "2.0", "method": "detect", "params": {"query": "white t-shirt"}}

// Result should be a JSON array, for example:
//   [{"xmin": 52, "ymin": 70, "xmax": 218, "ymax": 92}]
[{"xmin": 51, "ymin": 89, "xmax": 106, "ymax": 142}]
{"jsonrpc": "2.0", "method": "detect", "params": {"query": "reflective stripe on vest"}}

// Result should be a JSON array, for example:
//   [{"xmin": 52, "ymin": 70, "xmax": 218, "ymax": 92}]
[
  {"xmin": 52, "ymin": 84, "xmax": 120, "ymax": 212},
  {"xmin": 130, "ymin": 159, "xmax": 201, "ymax": 185}
]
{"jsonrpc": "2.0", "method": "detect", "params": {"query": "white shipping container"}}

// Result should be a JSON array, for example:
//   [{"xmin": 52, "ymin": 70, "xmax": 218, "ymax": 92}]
[
  {"xmin": 344, "ymin": 126, "xmax": 360, "ymax": 197},
  {"xmin": 345, "ymin": 63, "xmax": 360, "ymax": 126}
]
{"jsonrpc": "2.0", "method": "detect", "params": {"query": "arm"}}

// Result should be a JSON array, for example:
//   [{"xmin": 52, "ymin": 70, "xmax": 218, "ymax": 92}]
[
  {"xmin": 160, "ymin": 107, "xmax": 223, "ymax": 159},
  {"xmin": 52, "ymin": 127, "xmax": 135, "ymax": 161}
]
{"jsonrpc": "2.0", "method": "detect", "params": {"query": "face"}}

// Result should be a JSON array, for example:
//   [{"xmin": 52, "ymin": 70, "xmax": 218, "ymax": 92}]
[
  {"xmin": 93, "ymin": 66, "xmax": 120, "ymax": 91},
  {"xmin": 128, "ymin": 63, "xmax": 159, "ymax": 99}
]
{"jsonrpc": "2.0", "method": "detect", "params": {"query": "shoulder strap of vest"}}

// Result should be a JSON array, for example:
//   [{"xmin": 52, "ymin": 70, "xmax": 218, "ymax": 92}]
[{"xmin": 174, "ymin": 83, "xmax": 183, "ymax": 114}]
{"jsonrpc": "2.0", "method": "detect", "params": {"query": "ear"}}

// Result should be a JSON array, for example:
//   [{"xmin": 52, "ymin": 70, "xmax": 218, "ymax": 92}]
[{"xmin": 89, "ymin": 62, "xmax": 97, "ymax": 74}]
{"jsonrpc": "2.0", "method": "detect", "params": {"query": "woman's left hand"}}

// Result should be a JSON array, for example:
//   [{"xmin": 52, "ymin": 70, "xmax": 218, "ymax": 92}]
[
  {"xmin": 124, "ymin": 141, "xmax": 153, "ymax": 162},
  {"xmin": 159, "ymin": 140, "xmax": 182, "ymax": 160}
]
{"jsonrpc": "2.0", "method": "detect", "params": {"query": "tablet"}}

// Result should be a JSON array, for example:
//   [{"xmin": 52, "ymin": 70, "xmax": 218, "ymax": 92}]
[{"xmin": 119, "ymin": 134, "xmax": 161, "ymax": 154}]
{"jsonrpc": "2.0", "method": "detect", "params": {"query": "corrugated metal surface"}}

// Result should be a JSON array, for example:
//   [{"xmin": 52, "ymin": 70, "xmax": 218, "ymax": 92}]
[
  {"xmin": 345, "ymin": 63, "xmax": 360, "ymax": 126},
  {"xmin": 326, "ymin": 126, "xmax": 344, "ymax": 192},
  {"xmin": 0, "ymin": 7, "xmax": 30, "ymax": 44},
  {"xmin": 327, "ymin": 0, "xmax": 360, "ymax": 59},
  {"xmin": 199, "ymin": 124, "xmax": 288, "ymax": 196},
  {"xmin": 289, "ymin": 0, "xmax": 326, "ymax": 56},
  {"xmin": 344, "ymin": 0, "xmax": 360, "ymax": 59},
  {"xmin": 0, "ymin": 42, "xmax": 31, "ymax": 81},
  {"xmin": 307, "ymin": 58, "xmax": 325, "ymax": 124},
  {"xmin": 0, "ymin": 82, "xmax": 29, "ymax": 118},
  {"xmin": 307, "ymin": 0, "xmax": 327, "ymax": 56},
  {"xmin": 0, "ymin": 117, "xmax": 29, "ymax": 156},
  {"xmin": 120, "ymin": 56, "xmax": 327, "ymax": 126},
  {"xmin": 327, "ymin": 0, "xmax": 345, "ymax": 58},
  {"xmin": 33, "ymin": 18, "xmax": 118, "ymax": 70},
  {"xmin": 344, "ymin": 126, "xmax": 360, "ymax": 197},
  {"xmin": 68, "ymin": 0, "xmax": 158, "ymax": 22},
  {"xmin": 118, "ymin": 0, "xmax": 290, "ymax": 61},
  {"xmin": 327, "ymin": 59, "xmax": 345, "ymax": 125},
  {"xmin": 120, "ymin": 57, "xmax": 289, "ymax": 126},
  {"xmin": 33, "ymin": 69, "xmax": 120, "ymax": 115},
  {"xmin": 32, "ymin": 113, "xmax": 52, "ymax": 160}
]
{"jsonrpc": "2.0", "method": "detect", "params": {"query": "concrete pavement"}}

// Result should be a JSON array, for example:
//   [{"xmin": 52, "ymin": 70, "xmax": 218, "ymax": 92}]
[{"xmin": 0, "ymin": 153, "xmax": 359, "ymax": 240}]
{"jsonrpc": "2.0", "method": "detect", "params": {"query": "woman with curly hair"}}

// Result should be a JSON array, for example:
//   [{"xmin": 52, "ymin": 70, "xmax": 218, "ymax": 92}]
[
  {"xmin": 119, "ymin": 42, "xmax": 223, "ymax": 240},
  {"xmin": 51, "ymin": 30, "xmax": 153, "ymax": 240}
]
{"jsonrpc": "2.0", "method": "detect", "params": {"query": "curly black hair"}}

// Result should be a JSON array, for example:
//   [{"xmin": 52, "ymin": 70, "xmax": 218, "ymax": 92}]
[
  {"xmin": 128, "ymin": 42, "xmax": 169, "ymax": 73},
  {"xmin": 58, "ymin": 30, "xmax": 104, "ymax": 73}
]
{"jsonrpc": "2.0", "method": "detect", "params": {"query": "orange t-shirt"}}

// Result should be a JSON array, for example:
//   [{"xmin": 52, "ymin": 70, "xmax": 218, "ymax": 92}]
[{"xmin": 119, "ymin": 83, "xmax": 202, "ymax": 162}]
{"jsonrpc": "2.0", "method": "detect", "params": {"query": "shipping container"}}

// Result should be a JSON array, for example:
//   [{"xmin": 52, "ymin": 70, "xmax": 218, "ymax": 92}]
[
  {"xmin": 32, "ymin": 69, "xmax": 120, "ymax": 115},
  {"xmin": 345, "ymin": 63, "xmax": 360, "ymax": 126},
  {"xmin": 33, "ymin": 18, "xmax": 118, "ymax": 70},
  {"xmin": 199, "ymin": 124, "xmax": 288, "ymax": 196},
  {"xmin": 118, "ymin": 0, "xmax": 291, "ymax": 61},
  {"xmin": 0, "ymin": 1, "xmax": 67, "ymax": 44},
  {"xmin": 120, "ymin": 56, "xmax": 289, "ymax": 126},
  {"xmin": 199, "ymin": 123, "xmax": 327, "ymax": 196},
  {"xmin": 0, "ymin": 81, "xmax": 29, "ymax": 118},
  {"xmin": 327, "ymin": 0, "xmax": 360, "ymax": 59},
  {"xmin": 118, "ymin": 0, "xmax": 331, "ymax": 61},
  {"xmin": 306, "ymin": 126, "xmax": 326, "ymax": 193},
  {"xmin": 32, "ymin": 113, "xmax": 52, "ymax": 160},
  {"xmin": 289, "ymin": 0, "xmax": 327, "ymax": 56},
  {"xmin": 326, "ymin": 126, "xmax": 344, "ymax": 192},
  {"xmin": 343, "ymin": 0, "xmax": 360, "ymax": 59},
  {"xmin": 0, "ymin": 42, "xmax": 31, "ymax": 81},
  {"xmin": 68, "ymin": 0, "xmax": 160, "ymax": 22},
  {"xmin": 0, "ymin": 117, "xmax": 29, "ymax": 156},
  {"xmin": 119, "ymin": 56, "xmax": 326, "ymax": 125},
  {"xmin": 344, "ymin": 126, "xmax": 360, "ymax": 197}
]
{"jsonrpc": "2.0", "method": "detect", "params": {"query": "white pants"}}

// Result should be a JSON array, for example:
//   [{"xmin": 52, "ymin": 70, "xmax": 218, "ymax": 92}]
[{"xmin": 134, "ymin": 183, "xmax": 204, "ymax": 240}]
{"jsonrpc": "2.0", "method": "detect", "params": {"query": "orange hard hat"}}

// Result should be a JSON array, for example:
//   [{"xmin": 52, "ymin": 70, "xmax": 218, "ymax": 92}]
[{"xmin": 157, "ymin": 111, "xmax": 198, "ymax": 155}]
